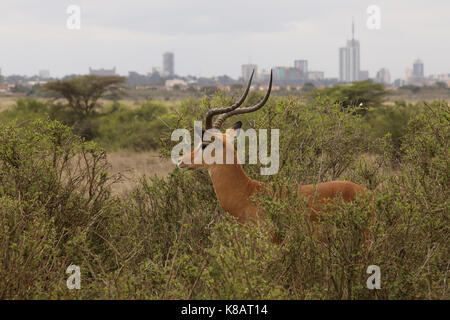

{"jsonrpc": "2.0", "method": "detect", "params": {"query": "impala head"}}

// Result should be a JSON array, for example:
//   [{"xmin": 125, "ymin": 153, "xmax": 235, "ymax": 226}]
[{"xmin": 177, "ymin": 69, "xmax": 272, "ymax": 171}]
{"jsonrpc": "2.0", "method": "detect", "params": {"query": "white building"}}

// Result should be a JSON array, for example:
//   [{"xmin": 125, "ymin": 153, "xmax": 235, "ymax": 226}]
[
  {"xmin": 165, "ymin": 78, "xmax": 187, "ymax": 89},
  {"xmin": 375, "ymin": 68, "xmax": 391, "ymax": 84},
  {"xmin": 339, "ymin": 21, "xmax": 360, "ymax": 82}
]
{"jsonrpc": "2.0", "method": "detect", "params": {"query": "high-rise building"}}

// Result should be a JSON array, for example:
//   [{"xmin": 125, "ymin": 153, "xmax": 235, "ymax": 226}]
[
  {"xmin": 339, "ymin": 47, "xmax": 348, "ymax": 82},
  {"xmin": 163, "ymin": 52, "xmax": 175, "ymax": 77},
  {"xmin": 375, "ymin": 68, "xmax": 391, "ymax": 84},
  {"xmin": 294, "ymin": 60, "xmax": 308, "ymax": 80},
  {"xmin": 405, "ymin": 68, "xmax": 412, "ymax": 81},
  {"xmin": 413, "ymin": 59, "xmax": 424, "ymax": 77},
  {"xmin": 241, "ymin": 64, "xmax": 257, "ymax": 82},
  {"xmin": 407, "ymin": 59, "xmax": 426, "ymax": 85},
  {"xmin": 273, "ymin": 67, "xmax": 302, "ymax": 85},
  {"xmin": 339, "ymin": 21, "xmax": 360, "ymax": 82}
]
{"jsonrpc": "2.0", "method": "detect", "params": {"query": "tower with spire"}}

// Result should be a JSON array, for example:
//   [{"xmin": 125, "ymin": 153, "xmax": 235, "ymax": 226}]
[
  {"xmin": 339, "ymin": 19, "xmax": 361, "ymax": 82},
  {"xmin": 352, "ymin": 18, "xmax": 355, "ymax": 40}
]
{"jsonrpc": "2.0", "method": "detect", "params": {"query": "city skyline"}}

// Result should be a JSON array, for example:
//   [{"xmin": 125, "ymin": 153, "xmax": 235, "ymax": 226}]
[
  {"xmin": 1, "ymin": 50, "xmax": 447, "ymax": 88},
  {"xmin": 0, "ymin": 1, "xmax": 449, "ymax": 79}
]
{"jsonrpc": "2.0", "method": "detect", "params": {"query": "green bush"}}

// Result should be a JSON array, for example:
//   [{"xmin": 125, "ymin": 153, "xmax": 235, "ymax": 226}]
[
  {"xmin": 0, "ymin": 97, "xmax": 448, "ymax": 299},
  {"xmin": 312, "ymin": 80, "xmax": 386, "ymax": 111},
  {"xmin": 0, "ymin": 99, "xmax": 171, "ymax": 151},
  {"xmin": 95, "ymin": 101, "xmax": 169, "ymax": 150},
  {"xmin": 0, "ymin": 118, "xmax": 116, "ymax": 298},
  {"xmin": 366, "ymin": 102, "xmax": 417, "ymax": 160},
  {"xmin": 0, "ymin": 98, "xmax": 50, "ymax": 123}
]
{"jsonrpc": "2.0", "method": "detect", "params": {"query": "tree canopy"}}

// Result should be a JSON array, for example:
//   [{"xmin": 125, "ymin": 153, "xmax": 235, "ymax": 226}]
[
  {"xmin": 314, "ymin": 80, "xmax": 387, "ymax": 110},
  {"xmin": 43, "ymin": 75, "xmax": 125, "ymax": 116}
]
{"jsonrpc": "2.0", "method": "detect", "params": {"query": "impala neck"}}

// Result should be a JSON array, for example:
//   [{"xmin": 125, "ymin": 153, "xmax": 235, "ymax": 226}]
[{"xmin": 207, "ymin": 163, "xmax": 262, "ymax": 221}]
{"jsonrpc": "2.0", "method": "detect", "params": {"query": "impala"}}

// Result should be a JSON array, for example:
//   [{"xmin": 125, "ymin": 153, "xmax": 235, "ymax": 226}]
[{"xmin": 177, "ymin": 70, "xmax": 366, "ymax": 236}]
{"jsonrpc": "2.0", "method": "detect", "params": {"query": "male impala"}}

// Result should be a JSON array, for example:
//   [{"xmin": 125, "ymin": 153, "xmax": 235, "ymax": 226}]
[{"xmin": 177, "ymin": 70, "xmax": 365, "ymax": 230}]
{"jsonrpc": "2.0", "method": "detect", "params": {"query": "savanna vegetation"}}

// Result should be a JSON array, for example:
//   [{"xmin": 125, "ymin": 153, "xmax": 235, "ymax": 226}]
[{"xmin": 0, "ymin": 79, "xmax": 448, "ymax": 299}]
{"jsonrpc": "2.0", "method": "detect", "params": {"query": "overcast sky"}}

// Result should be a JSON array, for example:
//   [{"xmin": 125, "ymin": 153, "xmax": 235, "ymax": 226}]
[{"xmin": 0, "ymin": 0, "xmax": 448, "ymax": 80}]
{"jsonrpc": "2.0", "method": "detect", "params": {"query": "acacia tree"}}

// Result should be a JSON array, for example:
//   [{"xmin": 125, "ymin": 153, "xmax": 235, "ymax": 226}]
[
  {"xmin": 314, "ymin": 79, "xmax": 386, "ymax": 110},
  {"xmin": 43, "ymin": 75, "xmax": 125, "ymax": 117}
]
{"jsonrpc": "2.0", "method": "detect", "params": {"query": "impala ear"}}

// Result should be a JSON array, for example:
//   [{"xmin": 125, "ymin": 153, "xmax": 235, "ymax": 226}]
[
  {"xmin": 230, "ymin": 121, "xmax": 242, "ymax": 130},
  {"xmin": 227, "ymin": 121, "xmax": 242, "ymax": 138}
]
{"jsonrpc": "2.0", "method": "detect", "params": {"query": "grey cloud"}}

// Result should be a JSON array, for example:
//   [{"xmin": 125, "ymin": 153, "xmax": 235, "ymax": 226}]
[{"xmin": 0, "ymin": 0, "xmax": 448, "ymax": 79}]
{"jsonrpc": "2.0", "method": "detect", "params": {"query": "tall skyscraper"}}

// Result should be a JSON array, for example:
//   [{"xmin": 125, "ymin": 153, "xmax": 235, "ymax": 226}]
[
  {"xmin": 294, "ymin": 60, "xmax": 308, "ymax": 80},
  {"xmin": 413, "ymin": 59, "xmax": 424, "ymax": 77},
  {"xmin": 407, "ymin": 59, "xmax": 425, "ymax": 85},
  {"xmin": 163, "ymin": 52, "xmax": 174, "ymax": 77},
  {"xmin": 241, "ymin": 64, "xmax": 257, "ymax": 82},
  {"xmin": 339, "ymin": 47, "xmax": 348, "ymax": 82},
  {"xmin": 339, "ymin": 21, "xmax": 360, "ymax": 82}
]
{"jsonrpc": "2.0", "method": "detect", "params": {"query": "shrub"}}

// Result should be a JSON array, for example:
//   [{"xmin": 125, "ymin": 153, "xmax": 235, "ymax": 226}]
[
  {"xmin": 0, "ymin": 98, "xmax": 49, "ymax": 123},
  {"xmin": 95, "ymin": 101, "xmax": 169, "ymax": 150},
  {"xmin": 312, "ymin": 80, "xmax": 386, "ymax": 111},
  {"xmin": 42, "ymin": 75, "xmax": 126, "ymax": 117},
  {"xmin": 0, "ymin": 99, "xmax": 171, "ymax": 151},
  {"xmin": 0, "ymin": 118, "xmax": 117, "ymax": 298},
  {"xmin": 0, "ymin": 96, "xmax": 447, "ymax": 300},
  {"xmin": 366, "ymin": 102, "xmax": 418, "ymax": 159}
]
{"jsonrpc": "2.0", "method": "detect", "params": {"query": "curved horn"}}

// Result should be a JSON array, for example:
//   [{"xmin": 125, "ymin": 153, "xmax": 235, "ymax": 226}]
[
  {"xmin": 205, "ymin": 69, "xmax": 254, "ymax": 130},
  {"xmin": 212, "ymin": 69, "xmax": 272, "ymax": 129}
]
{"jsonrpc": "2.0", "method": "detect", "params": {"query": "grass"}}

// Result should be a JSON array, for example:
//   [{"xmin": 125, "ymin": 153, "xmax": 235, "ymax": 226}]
[
  {"xmin": 107, "ymin": 150, "xmax": 174, "ymax": 194},
  {"xmin": 0, "ymin": 96, "xmax": 178, "ymax": 111},
  {"xmin": 0, "ymin": 97, "xmax": 17, "ymax": 112}
]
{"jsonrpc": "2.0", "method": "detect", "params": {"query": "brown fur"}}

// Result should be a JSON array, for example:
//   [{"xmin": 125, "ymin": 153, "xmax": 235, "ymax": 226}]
[{"xmin": 178, "ymin": 131, "xmax": 366, "ymax": 228}]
